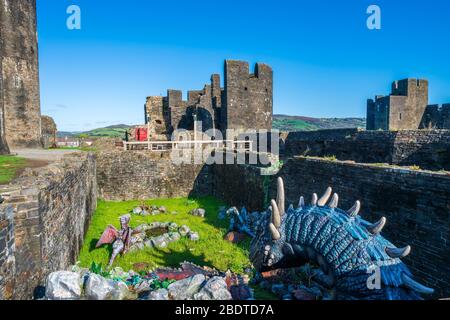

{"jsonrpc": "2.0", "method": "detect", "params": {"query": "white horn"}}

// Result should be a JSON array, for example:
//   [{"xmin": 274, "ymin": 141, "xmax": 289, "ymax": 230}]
[
  {"xmin": 347, "ymin": 201, "xmax": 361, "ymax": 217},
  {"xmin": 276, "ymin": 177, "xmax": 285, "ymax": 215},
  {"xmin": 386, "ymin": 246, "xmax": 411, "ymax": 259},
  {"xmin": 269, "ymin": 223, "xmax": 281, "ymax": 241},
  {"xmin": 271, "ymin": 200, "xmax": 281, "ymax": 228},
  {"xmin": 367, "ymin": 217, "xmax": 386, "ymax": 235},
  {"xmin": 311, "ymin": 193, "xmax": 318, "ymax": 206},
  {"xmin": 298, "ymin": 196, "xmax": 305, "ymax": 209},
  {"xmin": 328, "ymin": 193, "xmax": 339, "ymax": 208},
  {"xmin": 318, "ymin": 187, "xmax": 332, "ymax": 206},
  {"xmin": 402, "ymin": 274, "xmax": 434, "ymax": 295}
]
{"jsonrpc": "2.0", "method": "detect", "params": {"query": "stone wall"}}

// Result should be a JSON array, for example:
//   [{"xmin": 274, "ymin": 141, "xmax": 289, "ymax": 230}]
[
  {"xmin": 282, "ymin": 129, "xmax": 450, "ymax": 171},
  {"xmin": 421, "ymin": 104, "xmax": 450, "ymax": 129},
  {"xmin": 0, "ymin": 205, "xmax": 14, "ymax": 299},
  {"xmin": 224, "ymin": 60, "xmax": 273, "ymax": 136},
  {"xmin": 41, "ymin": 115, "xmax": 57, "ymax": 149},
  {"xmin": 0, "ymin": 152, "xmax": 97, "ymax": 299},
  {"xmin": 212, "ymin": 156, "xmax": 449, "ymax": 298},
  {"xmin": 96, "ymin": 151, "xmax": 213, "ymax": 201},
  {"xmin": 0, "ymin": 0, "xmax": 41, "ymax": 148},
  {"xmin": 0, "ymin": 57, "xmax": 9, "ymax": 154}
]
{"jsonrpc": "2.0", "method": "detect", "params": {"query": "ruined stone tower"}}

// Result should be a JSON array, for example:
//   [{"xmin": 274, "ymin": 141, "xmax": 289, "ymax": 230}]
[
  {"xmin": 0, "ymin": 0, "xmax": 41, "ymax": 148},
  {"xmin": 144, "ymin": 60, "xmax": 273, "ymax": 138},
  {"xmin": 367, "ymin": 79, "xmax": 450, "ymax": 130},
  {"xmin": 223, "ymin": 60, "xmax": 273, "ymax": 136},
  {"xmin": 367, "ymin": 79, "xmax": 429, "ymax": 131}
]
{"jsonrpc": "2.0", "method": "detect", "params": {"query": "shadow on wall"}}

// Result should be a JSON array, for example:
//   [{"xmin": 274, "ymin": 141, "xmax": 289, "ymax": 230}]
[
  {"xmin": 281, "ymin": 129, "xmax": 450, "ymax": 171},
  {"xmin": 176, "ymin": 107, "xmax": 214, "ymax": 133}
]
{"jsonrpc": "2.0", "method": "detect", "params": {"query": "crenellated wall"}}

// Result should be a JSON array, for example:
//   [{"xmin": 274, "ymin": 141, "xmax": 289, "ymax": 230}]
[{"xmin": 282, "ymin": 129, "xmax": 450, "ymax": 171}]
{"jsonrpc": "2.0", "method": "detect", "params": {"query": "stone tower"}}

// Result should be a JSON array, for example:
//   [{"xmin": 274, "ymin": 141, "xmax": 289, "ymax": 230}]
[
  {"xmin": 367, "ymin": 79, "xmax": 429, "ymax": 131},
  {"xmin": 0, "ymin": 0, "xmax": 41, "ymax": 148},
  {"xmin": 223, "ymin": 60, "xmax": 273, "ymax": 136}
]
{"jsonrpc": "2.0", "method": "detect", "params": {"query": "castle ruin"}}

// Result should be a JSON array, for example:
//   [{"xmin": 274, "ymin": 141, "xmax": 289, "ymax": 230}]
[
  {"xmin": 0, "ymin": 0, "xmax": 58, "ymax": 152},
  {"xmin": 367, "ymin": 79, "xmax": 450, "ymax": 130},
  {"xmin": 144, "ymin": 60, "xmax": 273, "ymax": 139}
]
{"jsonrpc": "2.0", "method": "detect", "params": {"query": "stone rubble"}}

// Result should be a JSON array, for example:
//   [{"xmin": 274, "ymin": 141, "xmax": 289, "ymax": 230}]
[
  {"xmin": 189, "ymin": 208, "xmax": 206, "ymax": 218},
  {"xmin": 44, "ymin": 265, "xmax": 241, "ymax": 301}
]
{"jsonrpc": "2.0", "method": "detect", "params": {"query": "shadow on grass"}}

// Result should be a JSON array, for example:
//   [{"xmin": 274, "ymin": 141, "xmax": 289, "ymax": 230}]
[
  {"xmin": 187, "ymin": 195, "xmax": 252, "ymax": 253},
  {"xmin": 150, "ymin": 247, "xmax": 209, "ymax": 270}
]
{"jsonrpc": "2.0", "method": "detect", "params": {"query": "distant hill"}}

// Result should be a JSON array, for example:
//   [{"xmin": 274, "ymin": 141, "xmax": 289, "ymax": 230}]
[
  {"xmin": 57, "ymin": 117, "xmax": 366, "ymax": 138},
  {"xmin": 273, "ymin": 115, "xmax": 366, "ymax": 131},
  {"xmin": 57, "ymin": 124, "xmax": 132, "ymax": 138}
]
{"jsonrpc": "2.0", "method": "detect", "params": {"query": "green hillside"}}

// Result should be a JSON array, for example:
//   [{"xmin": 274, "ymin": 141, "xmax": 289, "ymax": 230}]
[
  {"xmin": 57, "ymin": 116, "xmax": 367, "ymax": 138},
  {"xmin": 273, "ymin": 115, "xmax": 366, "ymax": 132}
]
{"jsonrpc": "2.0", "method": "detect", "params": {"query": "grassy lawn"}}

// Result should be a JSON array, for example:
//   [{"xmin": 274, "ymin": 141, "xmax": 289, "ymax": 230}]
[
  {"xmin": 79, "ymin": 197, "xmax": 252, "ymax": 274},
  {"xmin": 0, "ymin": 155, "xmax": 27, "ymax": 184}
]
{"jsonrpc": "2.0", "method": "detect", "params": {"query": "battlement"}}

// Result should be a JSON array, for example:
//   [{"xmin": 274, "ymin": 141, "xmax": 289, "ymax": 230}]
[
  {"xmin": 391, "ymin": 78, "xmax": 429, "ymax": 97},
  {"xmin": 366, "ymin": 78, "xmax": 447, "ymax": 130},
  {"xmin": 144, "ymin": 60, "xmax": 273, "ymax": 137}
]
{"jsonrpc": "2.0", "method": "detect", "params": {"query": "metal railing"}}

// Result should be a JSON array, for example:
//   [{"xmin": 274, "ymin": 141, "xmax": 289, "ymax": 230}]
[{"xmin": 123, "ymin": 140, "xmax": 253, "ymax": 152}]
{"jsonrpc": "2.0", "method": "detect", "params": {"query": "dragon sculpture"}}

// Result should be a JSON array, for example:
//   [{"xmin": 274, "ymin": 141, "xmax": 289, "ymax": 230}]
[{"xmin": 249, "ymin": 177, "xmax": 435, "ymax": 300}]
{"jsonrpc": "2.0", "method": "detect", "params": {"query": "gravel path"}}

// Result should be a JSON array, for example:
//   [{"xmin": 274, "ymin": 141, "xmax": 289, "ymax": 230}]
[{"xmin": 11, "ymin": 149, "xmax": 78, "ymax": 162}]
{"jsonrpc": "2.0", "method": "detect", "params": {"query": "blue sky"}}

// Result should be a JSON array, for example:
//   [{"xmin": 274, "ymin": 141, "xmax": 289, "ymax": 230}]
[{"xmin": 37, "ymin": 0, "xmax": 450, "ymax": 131}]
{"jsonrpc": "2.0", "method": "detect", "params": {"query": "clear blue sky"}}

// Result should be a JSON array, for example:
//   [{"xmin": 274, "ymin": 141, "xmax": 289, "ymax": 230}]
[{"xmin": 37, "ymin": 0, "xmax": 450, "ymax": 131}]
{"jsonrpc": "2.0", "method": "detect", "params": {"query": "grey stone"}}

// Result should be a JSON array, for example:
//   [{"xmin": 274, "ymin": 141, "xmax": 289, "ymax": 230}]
[
  {"xmin": 159, "ymin": 206, "xmax": 167, "ymax": 213},
  {"xmin": 190, "ymin": 208, "xmax": 206, "ymax": 218},
  {"xmin": 112, "ymin": 281, "xmax": 137, "ymax": 300},
  {"xmin": 45, "ymin": 271, "xmax": 82, "ymax": 300},
  {"xmin": 144, "ymin": 240, "xmax": 154, "ymax": 248},
  {"xmin": 178, "ymin": 225, "xmax": 191, "ymax": 237},
  {"xmin": 188, "ymin": 232, "xmax": 200, "ymax": 241},
  {"xmin": 168, "ymin": 232, "xmax": 181, "ymax": 242},
  {"xmin": 146, "ymin": 289, "xmax": 169, "ymax": 300},
  {"xmin": 168, "ymin": 274, "xmax": 206, "ymax": 300},
  {"xmin": 85, "ymin": 273, "xmax": 117, "ymax": 300},
  {"xmin": 133, "ymin": 207, "xmax": 143, "ymax": 214},
  {"xmin": 194, "ymin": 277, "xmax": 232, "ymax": 300},
  {"xmin": 152, "ymin": 235, "xmax": 168, "ymax": 248},
  {"xmin": 168, "ymin": 222, "xmax": 179, "ymax": 232},
  {"xmin": 134, "ymin": 280, "xmax": 153, "ymax": 294}
]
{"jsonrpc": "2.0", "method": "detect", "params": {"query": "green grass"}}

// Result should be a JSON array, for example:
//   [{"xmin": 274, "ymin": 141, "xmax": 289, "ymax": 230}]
[
  {"xmin": 79, "ymin": 197, "xmax": 252, "ymax": 274},
  {"xmin": 273, "ymin": 118, "xmax": 319, "ymax": 132},
  {"xmin": 0, "ymin": 155, "xmax": 26, "ymax": 184}
]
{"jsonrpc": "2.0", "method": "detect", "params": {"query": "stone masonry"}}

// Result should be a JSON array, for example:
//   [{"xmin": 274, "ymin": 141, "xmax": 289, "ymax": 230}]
[
  {"xmin": 0, "ymin": 0, "xmax": 42, "ymax": 148},
  {"xmin": 144, "ymin": 60, "xmax": 273, "ymax": 138},
  {"xmin": 367, "ymin": 79, "xmax": 449, "ymax": 131},
  {"xmin": 281, "ymin": 129, "xmax": 450, "ymax": 171},
  {"xmin": 0, "ymin": 152, "xmax": 97, "ymax": 299}
]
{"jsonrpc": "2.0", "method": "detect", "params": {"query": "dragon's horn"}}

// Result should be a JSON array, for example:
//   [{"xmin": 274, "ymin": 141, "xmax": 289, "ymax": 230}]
[
  {"xmin": 271, "ymin": 200, "xmax": 281, "ymax": 228},
  {"xmin": 386, "ymin": 246, "xmax": 411, "ymax": 259},
  {"xmin": 298, "ymin": 196, "xmax": 305, "ymax": 209},
  {"xmin": 318, "ymin": 187, "xmax": 332, "ymax": 206},
  {"xmin": 367, "ymin": 217, "xmax": 386, "ymax": 235},
  {"xmin": 401, "ymin": 274, "xmax": 434, "ymax": 295},
  {"xmin": 328, "ymin": 193, "xmax": 339, "ymax": 208},
  {"xmin": 311, "ymin": 193, "xmax": 318, "ymax": 206},
  {"xmin": 347, "ymin": 201, "xmax": 361, "ymax": 217},
  {"xmin": 269, "ymin": 223, "xmax": 281, "ymax": 241},
  {"xmin": 276, "ymin": 177, "xmax": 285, "ymax": 215}
]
